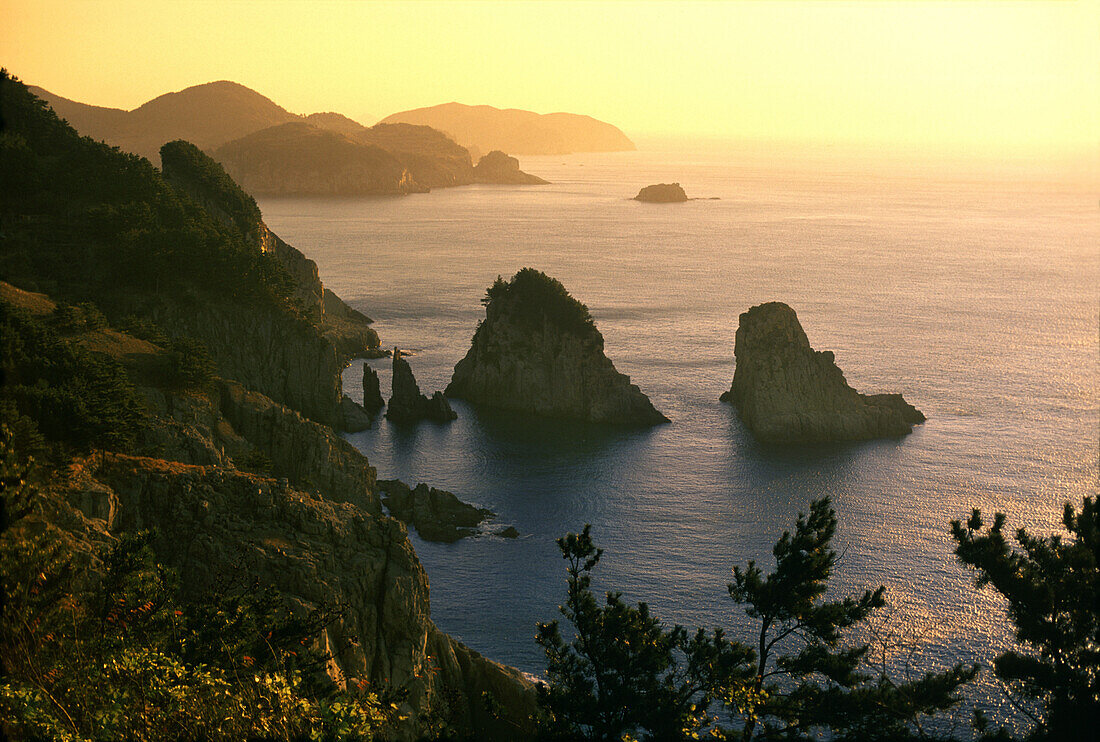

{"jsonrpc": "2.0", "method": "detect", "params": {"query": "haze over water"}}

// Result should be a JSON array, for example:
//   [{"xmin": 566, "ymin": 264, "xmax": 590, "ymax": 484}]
[{"xmin": 260, "ymin": 148, "xmax": 1098, "ymax": 726}]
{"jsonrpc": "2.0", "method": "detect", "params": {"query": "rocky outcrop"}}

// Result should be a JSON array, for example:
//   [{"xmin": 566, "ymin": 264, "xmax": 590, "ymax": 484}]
[
  {"xmin": 635, "ymin": 183, "xmax": 688, "ymax": 202},
  {"xmin": 387, "ymin": 350, "xmax": 457, "ymax": 423},
  {"xmin": 446, "ymin": 269, "xmax": 668, "ymax": 425},
  {"xmin": 340, "ymin": 395, "xmax": 373, "ymax": 433},
  {"xmin": 473, "ymin": 151, "xmax": 549, "ymax": 185},
  {"xmin": 720, "ymin": 302, "xmax": 925, "ymax": 443},
  {"xmin": 378, "ymin": 480, "xmax": 494, "ymax": 543},
  {"xmin": 363, "ymin": 363, "xmax": 385, "ymax": 417}
]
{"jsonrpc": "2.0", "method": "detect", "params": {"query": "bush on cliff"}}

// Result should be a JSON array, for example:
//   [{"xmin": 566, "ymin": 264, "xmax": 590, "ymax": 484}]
[{"xmin": 0, "ymin": 302, "xmax": 143, "ymax": 451}]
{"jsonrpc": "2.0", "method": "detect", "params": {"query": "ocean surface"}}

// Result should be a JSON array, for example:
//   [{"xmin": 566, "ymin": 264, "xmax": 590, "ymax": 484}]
[{"xmin": 259, "ymin": 148, "xmax": 1097, "ymax": 729}]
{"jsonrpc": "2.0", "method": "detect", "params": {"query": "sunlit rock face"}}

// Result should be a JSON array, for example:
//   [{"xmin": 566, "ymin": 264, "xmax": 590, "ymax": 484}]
[
  {"xmin": 634, "ymin": 182, "xmax": 688, "ymax": 202},
  {"xmin": 722, "ymin": 302, "xmax": 924, "ymax": 443},
  {"xmin": 447, "ymin": 269, "xmax": 668, "ymax": 426}
]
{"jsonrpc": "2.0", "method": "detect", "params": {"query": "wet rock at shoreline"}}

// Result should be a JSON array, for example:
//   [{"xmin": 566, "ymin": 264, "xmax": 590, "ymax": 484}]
[{"xmin": 634, "ymin": 182, "xmax": 688, "ymax": 202}]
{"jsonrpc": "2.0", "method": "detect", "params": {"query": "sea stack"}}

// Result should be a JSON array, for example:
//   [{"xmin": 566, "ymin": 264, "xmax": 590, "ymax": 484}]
[
  {"xmin": 386, "ymin": 349, "xmax": 457, "ymax": 423},
  {"xmin": 721, "ymin": 302, "xmax": 924, "ymax": 443},
  {"xmin": 362, "ymin": 363, "xmax": 384, "ymax": 417},
  {"xmin": 634, "ymin": 183, "xmax": 688, "ymax": 202},
  {"xmin": 446, "ymin": 268, "xmax": 668, "ymax": 425}
]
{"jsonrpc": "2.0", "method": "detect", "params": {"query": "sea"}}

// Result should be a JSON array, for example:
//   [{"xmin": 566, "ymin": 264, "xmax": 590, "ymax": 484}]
[{"xmin": 258, "ymin": 145, "xmax": 1098, "ymax": 731}]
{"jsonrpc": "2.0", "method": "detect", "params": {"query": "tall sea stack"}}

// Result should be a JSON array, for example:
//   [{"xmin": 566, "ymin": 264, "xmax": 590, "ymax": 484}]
[
  {"xmin": 721, "ymin": 302, "xmax": 924, "ymax": 443},
  {"xmin": 446, "ymin": 268, "xmax": 667, "ymax": 425}
]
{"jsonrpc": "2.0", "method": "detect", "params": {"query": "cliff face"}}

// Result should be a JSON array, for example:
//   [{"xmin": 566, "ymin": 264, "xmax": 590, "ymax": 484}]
[
  {"xmin": 56, "ymin": 450, "xmax": 536, "ymax": 740},
  {"xmin": 447, "ymin": 269, "xmax": 668, "ymax": 425},
  {"xmin": 721, "ymin": 302, "xmax": 925, "ymax": 443}
]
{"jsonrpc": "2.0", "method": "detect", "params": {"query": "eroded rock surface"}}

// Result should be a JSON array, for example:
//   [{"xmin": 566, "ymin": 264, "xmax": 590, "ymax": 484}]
[
  {"xmin": 447, "ymin": 269, "xmax": 667, "ymax": 425},
  {"xmin": 721, "ymin": 302, "xmax": 925, "ymax": 443}
]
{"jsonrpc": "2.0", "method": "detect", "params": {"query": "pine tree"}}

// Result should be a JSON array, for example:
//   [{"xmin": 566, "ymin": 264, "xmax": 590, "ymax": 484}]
[
  {"xmin": 536, "ymin": 525, "xmax": 752, "ymax": 741},
  {"xmin": 724, "ymin": 497, "xmax": 977, "ymax": 741},
  {"xmin": 952, "ymin": 497, "xmax": 1099, "ymax": 739}
]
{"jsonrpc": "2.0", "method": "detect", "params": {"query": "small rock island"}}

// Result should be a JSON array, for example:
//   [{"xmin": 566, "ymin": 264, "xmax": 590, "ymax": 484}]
[
  {"xmin": 378, "ymin": 480, "xmax": 493, "ymax": 543},
  {"xmin": 721, "ymin": 302, "xmax": 925, "ymax": 443},
  {"xmin": 473, "ymin": 151, "xmax": 549, "ymax": 185},
  {"xmin": 634, "ymin": 183, "xmax": 688, "ymax": 202},
  {"xmin": 446, "ymin": 268, "xmax": 668, "ymax": 425}
]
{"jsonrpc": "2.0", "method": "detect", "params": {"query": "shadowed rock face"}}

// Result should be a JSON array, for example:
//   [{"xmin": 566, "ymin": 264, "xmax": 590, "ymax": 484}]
[
  {"xmin": 721, "ymin": 302, "xmax": 925, "ymax": 443},
  {"xmin": 362, "ymin": 363, "xmax": 385, "ymax": 417},
  {"xmin": 387, "ymin": 350, "xmax": 457, "ymax": 423},
  {"xmin": 378, "ymin": 480, "xmax": 493, "ymax": 543},
  {"xmin": 634, "ymin": 183, "xmax": 688, "ymax": 202},
  {"xmin": 446, "ymin": 269, "xmax": 668, "ymax": 426}
]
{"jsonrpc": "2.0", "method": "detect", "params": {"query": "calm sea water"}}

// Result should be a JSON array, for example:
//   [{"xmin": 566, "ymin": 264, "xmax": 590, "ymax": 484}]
[{"xmin": 259, "ymin": 148, "xmax": 1097, "ymax": 727}]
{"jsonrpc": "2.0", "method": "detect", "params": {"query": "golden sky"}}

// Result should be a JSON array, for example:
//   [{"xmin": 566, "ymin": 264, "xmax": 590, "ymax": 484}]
[{"xmin": 4, "ymin": 0, "xmax": 1098, "ymax": 155}]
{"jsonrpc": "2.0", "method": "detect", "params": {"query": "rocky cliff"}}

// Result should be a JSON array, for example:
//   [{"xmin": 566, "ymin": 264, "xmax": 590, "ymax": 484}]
[
  {"xmin": 721, "ymin": 302, "xmax": 925, "ymax": 443},
  {"xmin": 1, "ymin": 282, "xmax": 537, "ymax": 739},
  {"xmin": 473, "ymin": 151, "xmax": 549, "ymax": 185},
  {"xmin": 447, "ymin": 269, "xmax": 668, "ymax": 425},
  {"xmin": 635, "ymin": 183, "xmax": 688, "ymax": 202}
]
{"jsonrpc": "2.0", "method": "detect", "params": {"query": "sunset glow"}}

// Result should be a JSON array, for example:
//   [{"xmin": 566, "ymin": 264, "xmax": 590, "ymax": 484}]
[{"xmin": 5, "ymin": 0, "xmax": 1097, "ymax": 155}]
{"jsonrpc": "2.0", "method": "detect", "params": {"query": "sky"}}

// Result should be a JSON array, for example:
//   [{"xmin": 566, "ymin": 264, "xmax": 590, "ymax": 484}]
[{"xmin": 4, "ymin": 0, "xmax": 1098, "ymax": 157}]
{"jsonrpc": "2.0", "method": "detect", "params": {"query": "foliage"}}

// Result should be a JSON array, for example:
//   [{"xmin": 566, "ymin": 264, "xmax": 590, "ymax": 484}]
[
  {"xmin": 721, "ymin": 497, "xmax": 978, "ymax": 740},
  {"xmin": 953, "ymin": 498, "xmax": 1099, "ymax": 740},
  {"xmin": 162, "ymin": 335, "xmax": 217, "ymax": 389},
  {"xmin": 0, "ymin": 70, "xmax": 294, "ymax": 319},
  {"xmin": 0, "ymin": 302, "xmax": 143, "ymax": 450},
  {"xmin": 51, "ymin": 301, "xmax": 108, "ymax": 334},
  {"xmin": 536, "ymin": 525, "xmax": 753, "ymax": 741},
  {"xmin": 0, "ymin": 506, "xmax": 401, "ymax": 741},
  {"xmin": 160, "ymin": 139, "xmax": 263, "ymax": 239},
  {"xmin": 482, "ymin": 268, "xmax": 598, "ymax": 339}
]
